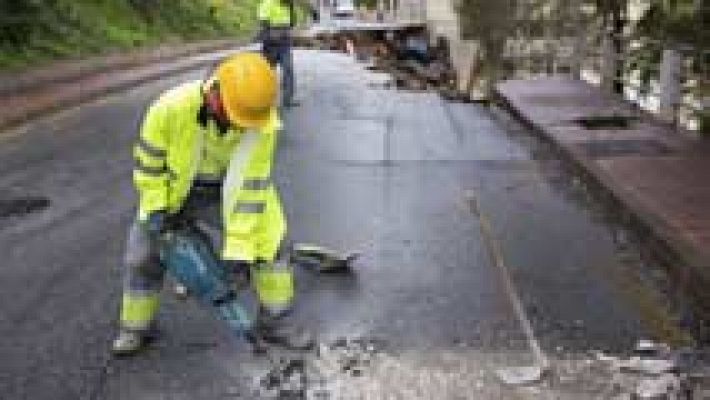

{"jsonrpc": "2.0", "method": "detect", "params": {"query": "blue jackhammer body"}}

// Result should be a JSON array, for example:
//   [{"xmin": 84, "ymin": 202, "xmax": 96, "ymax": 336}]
[{"xmin": 158, "ymin": 226, "xmax": 254, "ymax": 338}]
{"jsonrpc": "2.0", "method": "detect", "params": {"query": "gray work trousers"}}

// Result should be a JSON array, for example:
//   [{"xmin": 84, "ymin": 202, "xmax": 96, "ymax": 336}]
[{"xmin": 121, "ymin": 190, "xmax": 224, "ymax": 331}]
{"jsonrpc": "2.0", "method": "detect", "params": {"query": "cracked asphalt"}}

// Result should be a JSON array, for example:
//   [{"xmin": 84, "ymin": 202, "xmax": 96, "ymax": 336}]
[{"xmin": 0, "ymin": 50, "xmax": 698, "ymax": 399}]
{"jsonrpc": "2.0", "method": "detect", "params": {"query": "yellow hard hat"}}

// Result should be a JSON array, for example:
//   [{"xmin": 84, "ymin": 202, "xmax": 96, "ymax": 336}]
[{"xmin": 216, "ymin": 52, "xmax": 277, "ymax": 129}]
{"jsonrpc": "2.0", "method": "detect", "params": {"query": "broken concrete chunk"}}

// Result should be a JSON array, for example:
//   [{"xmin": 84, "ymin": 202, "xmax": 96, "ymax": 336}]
[
  {"xmin": 621, "ymin": 357, "xmax": 676, "ymax": 375},
  {"xmin": 634, "ymin": 373, "xmax": 681, "ymax": 399},
  {"xmin": 495, "ymin": 366, "xmax": 545, "ymax": 386},
  {"xmin": 635, "ymin": 340, "xmax": 672, "ymax": 358},
  {"xmin": 593, "ymin": 350, "xmax": 620, "ymax": 364}
]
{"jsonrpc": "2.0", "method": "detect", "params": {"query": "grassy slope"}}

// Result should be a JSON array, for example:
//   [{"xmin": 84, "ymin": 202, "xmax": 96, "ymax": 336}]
[{"xmin": 0, "ymin": 0, "xmax": 260, "ymax": 69}]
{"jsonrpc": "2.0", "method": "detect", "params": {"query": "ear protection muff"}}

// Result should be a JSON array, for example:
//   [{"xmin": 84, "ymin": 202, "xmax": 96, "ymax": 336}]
[{"xmin": 198, "ymin": 59, "xmax": 231, "ymax": 135}]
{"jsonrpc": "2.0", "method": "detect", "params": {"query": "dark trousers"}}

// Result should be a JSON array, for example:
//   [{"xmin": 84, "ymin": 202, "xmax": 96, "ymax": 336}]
[{"xmin": 263, "ymin": 43, "xmax": 295, "ymax": 105}]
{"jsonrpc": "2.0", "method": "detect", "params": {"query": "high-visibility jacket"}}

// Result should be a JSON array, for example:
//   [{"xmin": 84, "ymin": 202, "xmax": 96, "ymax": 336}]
[
  {"xmin": 133, "ymin": 80, "xmax": 285, "ymax": 262},
  {"xmin": 258, "ymin": 0, "xmax": 293, "ymax": 28}
]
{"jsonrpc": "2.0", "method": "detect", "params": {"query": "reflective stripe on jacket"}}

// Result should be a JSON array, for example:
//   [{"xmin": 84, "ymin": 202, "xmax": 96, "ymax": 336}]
[{"xmin": 133, "ymin": 80, "xmax": 285, "ymax": 262}]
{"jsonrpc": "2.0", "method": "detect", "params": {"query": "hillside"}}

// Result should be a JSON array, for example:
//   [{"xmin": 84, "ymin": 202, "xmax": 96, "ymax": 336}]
[{"xmin": 0, "ymin": 0, "xmax": 260, "ymax": 69}]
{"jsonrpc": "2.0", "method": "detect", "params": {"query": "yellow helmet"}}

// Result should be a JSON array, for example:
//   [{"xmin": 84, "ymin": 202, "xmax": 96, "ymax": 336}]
[{"xmin": 216, "ymin": 52, "xmax": 277, "ymax": 129}]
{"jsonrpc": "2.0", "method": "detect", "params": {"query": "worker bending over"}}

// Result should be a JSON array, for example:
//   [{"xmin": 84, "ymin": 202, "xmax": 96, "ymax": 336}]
[{"xmin": 112, "ymin": 52, "xmax": 312, "ymax": 355}]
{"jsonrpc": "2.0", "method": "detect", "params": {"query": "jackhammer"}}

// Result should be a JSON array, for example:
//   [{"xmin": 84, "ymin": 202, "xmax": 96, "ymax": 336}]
[{"xmin": 158, "ymin": 220, "xmax": 264, "ymax": 350}]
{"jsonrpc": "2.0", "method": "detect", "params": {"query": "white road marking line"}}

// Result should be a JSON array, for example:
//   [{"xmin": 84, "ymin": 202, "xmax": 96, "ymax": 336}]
[{"xmin": 464, "ymin": 189, "xmax": 550, "ymax": 373}]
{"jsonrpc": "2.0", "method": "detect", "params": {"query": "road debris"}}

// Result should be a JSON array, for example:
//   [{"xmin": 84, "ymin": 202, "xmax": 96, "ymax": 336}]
[
  {"xmin": 294, "ymin": 27, "xmax": 466, "ymax": 101},
  {"xmin": 291, "ymin": 243, "xmax": 359, "ymax": 273},
  {"xmin": 254, "ymin": 337, "xmax": 386, "ymax": 399},
  {"xmin": 495, "ymin": 365, "xmax": 545, "ymax": 386},
  {"xmin": 257, "ymin": 357, "xmax": 308, "ymax": 399},
  {"xmin": 487, "ymin": 340, "xmax": 710, "ymax": 398},
  {"xmin": 318, "ymin": 337, "xmax": 383, "ymax": 378},
  {"xmin": 636, "ymin": 339, "xmax": 672, "ymax": 358},
  {"xmin": 634, "ymin": 373, "xmax": 683, "ymax": 399},
  {"xmin": 554, "ymin": 342, "xmax": 710, "ymax": 399},
  {"xmin": 619, "ymin": 357, "xmax": 677, "ymax": 375}
]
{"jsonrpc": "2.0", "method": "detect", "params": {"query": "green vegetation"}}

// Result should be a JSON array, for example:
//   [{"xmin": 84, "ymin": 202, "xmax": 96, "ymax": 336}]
[
  {"xmin": 456, "ymin": 0, "xmax": 707, "ymax": 133},
  {"xmin": 0, "ymin": 0, "xmax": 261, "ymax": 69}
]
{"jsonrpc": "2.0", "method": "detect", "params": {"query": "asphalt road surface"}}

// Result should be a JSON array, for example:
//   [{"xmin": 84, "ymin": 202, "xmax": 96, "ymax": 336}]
[{"xmin": 0, "ymin": 50, "xmax": 697, "ymax": 399}]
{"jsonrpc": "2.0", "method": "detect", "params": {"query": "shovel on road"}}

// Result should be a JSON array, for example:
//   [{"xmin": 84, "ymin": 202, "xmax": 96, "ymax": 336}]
[{"xmin": 290, "ymin": 243, "xmax": 359, "ymax": 273}]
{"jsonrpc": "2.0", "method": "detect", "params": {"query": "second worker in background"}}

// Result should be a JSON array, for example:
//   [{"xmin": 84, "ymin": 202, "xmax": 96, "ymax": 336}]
[{"xmin": 258, "ymin": 0, "xmax": 298, "ymax": 108}]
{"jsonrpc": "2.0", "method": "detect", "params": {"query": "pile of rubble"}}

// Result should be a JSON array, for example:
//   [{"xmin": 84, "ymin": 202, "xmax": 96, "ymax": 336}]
[
  {"xmin": 593, "ymin": 340, "xmax": 710, "ymax": 399},
  {"xmin": 364, "ymin": 33, "xmax": 460, "ymax": 97},
  {"xmin": 251, "ymin": 336, "xmax": 710, "ymax": 398},
  {"xmin": 544, "ymin": 340, "xmax": 710, "ymax": 399},
  {"xmin": 294, "ymin": 29, "xmax": 468, "ymax": 101},
  {"xmin": 253, "ymin": 337, "xmax": 386, "ymax": 399}
]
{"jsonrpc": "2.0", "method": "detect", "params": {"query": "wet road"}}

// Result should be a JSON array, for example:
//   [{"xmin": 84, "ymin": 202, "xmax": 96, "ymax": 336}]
[{"xmin": 0, "ymin": 50, "xmax": 694, "ymax": 399}]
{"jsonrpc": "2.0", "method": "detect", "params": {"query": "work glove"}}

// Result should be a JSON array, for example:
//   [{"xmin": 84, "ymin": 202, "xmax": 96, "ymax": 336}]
[
  {"xmin": 223, "ymin": 260, "xmax": 252, "ymax": 290},
  {"xmin": 144, "ymin": 211, "xmax": 167, "ymax": 241}
]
